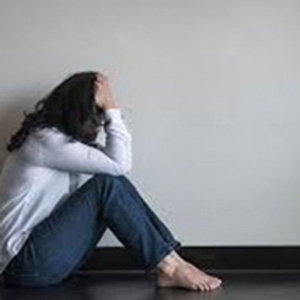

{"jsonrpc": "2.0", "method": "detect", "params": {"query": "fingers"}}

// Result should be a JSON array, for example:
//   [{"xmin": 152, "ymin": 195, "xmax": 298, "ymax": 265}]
[
  {"xmin": 95, "ymin": 73, "xmax": 110, "ymax": 94},
  {"xmin": 97, "ymin": 72, "xmax": 108, "ymax": 83}
]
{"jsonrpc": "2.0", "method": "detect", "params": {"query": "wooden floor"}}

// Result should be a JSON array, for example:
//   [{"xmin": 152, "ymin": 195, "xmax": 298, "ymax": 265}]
[{"xmin": 1, "ymin": 270, "xmax": 300, "ymax": 299}]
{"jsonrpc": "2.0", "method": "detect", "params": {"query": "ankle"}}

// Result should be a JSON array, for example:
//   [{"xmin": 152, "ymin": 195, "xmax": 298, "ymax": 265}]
[{"xmin": 156, "ymin": 250, "xmax": 181, "ymax": 276}]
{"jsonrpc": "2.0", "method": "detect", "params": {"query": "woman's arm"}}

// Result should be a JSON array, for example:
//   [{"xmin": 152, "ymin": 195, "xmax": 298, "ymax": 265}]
[
  {"xmin": 95, "ymin": 108, "xmax": 132, "ymax": 172},
  {"xmin": 19, "ymin": 73, "xmax": 131, "ymax": 175},
  {"xmin": 21, "ymin": 108, "xmax": 132, "ymax": 176}
]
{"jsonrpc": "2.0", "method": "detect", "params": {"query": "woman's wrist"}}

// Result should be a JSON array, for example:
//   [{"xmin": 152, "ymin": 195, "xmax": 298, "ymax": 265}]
[
  {"xmin": 103, "ymin": 106, "xmax": 122, "ymax": 122},
  {"xmin": 103, "ymin": 105, "xmax": 120, "ymax": 110}
]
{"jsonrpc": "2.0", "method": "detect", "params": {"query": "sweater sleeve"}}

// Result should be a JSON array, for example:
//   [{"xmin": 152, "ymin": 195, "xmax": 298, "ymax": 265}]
[
  {"xmin": 96, "ymin": 108, "xmax": 132, "ymax": 172},
  {"xmin": 23, "ymin": 108, "xmax": 132, "ymax": 176}
]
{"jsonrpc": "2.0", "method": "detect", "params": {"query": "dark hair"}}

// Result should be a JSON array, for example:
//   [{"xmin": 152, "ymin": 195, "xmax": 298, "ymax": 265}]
[{"xmin": 7, "ymin": 71, "xmax": 105, "ymax": 152}]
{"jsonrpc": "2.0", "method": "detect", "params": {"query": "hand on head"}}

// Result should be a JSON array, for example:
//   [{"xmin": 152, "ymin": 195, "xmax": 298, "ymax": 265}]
[{"xmin": 94, "ymin": 73, "xmax": 120, "ymax": 110}]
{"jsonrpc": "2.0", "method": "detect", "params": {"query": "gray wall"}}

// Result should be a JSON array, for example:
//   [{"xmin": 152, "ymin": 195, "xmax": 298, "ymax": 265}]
[{"xmin": 0, "ymin": 0, "xmax": 300, "ymax": 246}]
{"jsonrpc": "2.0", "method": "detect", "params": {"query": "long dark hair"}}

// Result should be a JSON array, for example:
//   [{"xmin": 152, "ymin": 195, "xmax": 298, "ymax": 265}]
[{"xmin": 7, "ymin": 71, "xmax": 105, "ymax": 152}]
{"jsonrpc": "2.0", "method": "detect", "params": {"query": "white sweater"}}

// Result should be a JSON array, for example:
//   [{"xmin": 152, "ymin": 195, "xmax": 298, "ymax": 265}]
[{"xmin": 0, "ymin": 108, "xmax": 132, "ymax": 274}]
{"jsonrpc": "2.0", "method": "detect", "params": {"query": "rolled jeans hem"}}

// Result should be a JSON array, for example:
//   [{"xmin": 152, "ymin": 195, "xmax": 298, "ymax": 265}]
[{"xmin": 145, "ymin": 240, "xmax": 182, "ymax": 273}]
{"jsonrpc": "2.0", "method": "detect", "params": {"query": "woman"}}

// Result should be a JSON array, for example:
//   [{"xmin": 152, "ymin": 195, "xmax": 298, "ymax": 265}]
[{"xmin": 0, "ymin": 71, "xmax": 222, "ymax": 291}]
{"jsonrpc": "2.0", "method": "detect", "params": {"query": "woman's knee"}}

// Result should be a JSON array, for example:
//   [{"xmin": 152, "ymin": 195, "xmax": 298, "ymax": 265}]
[
  {"xmin": 94, "ymin": 173, "xmax": 119, "ymax": 181},
  {"xmin": 93, "ymin": 173, "xmax": 124, "ymax": 188}
]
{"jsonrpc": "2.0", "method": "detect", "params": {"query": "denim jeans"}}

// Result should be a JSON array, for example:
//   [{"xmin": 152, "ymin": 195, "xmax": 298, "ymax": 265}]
[{"xmin": 2, "ymin": 173, "xmax": 181, "ymax": 286}]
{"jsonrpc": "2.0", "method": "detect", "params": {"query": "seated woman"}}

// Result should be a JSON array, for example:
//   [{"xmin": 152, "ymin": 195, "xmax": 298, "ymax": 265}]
[{"xmin": 0, "ymin": 71, "xmax": 222, "ymax": 291}]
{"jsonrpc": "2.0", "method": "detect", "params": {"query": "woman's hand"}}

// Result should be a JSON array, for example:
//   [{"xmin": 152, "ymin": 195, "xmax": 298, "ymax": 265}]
[{"xmin": 94, "ymin": 73, "xmax": 120, "ymax": 110}]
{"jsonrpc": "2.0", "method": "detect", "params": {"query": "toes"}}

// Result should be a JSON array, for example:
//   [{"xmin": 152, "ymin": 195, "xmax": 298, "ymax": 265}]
[
  {"xmin": 197, "ymin": 283, "xmax": 206, "ymax": 292},
  {"xmin": 195, "ymin": 277, "xmax": 222, "ymax": 292},
  {"xmin": 205, "ymin": 280, "xmax": 213, "ymax": 292},
  {"xmin": 215, "ymin": 277, "xmax": 223, "ymax": 286},
  {"xmin": 197, "ymin": 280, "xmax": 210, "ymax": 292},
  {"xmin": 191, "ymin": 283, "xmax": 200, "ymax": 291},
  {"xmin": 208, "ymin": 278, "xmax": 222, "ymax": 290},
  {"xmin": 203, "ymin": 280, "xmax": 211, "ymax": 292}
]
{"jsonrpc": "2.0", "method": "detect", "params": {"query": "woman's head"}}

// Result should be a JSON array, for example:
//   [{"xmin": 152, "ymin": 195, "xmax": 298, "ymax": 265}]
[{"xmin": 7, "ymin": 71, "xmax": 105, "ymax": 152}]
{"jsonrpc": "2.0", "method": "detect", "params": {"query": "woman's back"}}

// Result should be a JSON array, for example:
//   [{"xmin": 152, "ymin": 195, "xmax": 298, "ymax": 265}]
[{"xmin": 0, "ymin": 128, "xmax": 74, "ymax": 274}]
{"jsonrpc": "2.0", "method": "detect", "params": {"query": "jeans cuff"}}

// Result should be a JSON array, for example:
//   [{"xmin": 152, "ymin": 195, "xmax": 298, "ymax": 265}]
[{"xmin": 145, "ymin": 239, "xmax": 182, "ymax": 273}]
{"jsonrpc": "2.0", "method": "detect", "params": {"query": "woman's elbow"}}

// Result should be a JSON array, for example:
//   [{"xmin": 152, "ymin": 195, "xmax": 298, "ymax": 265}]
[{"xmin": 114, "ymin": 161, "xmax": 132, "ymax": 176}]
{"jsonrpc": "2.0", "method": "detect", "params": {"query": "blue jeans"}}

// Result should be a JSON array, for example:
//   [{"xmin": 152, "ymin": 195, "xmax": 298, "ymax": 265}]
[{"xmin": 2, "ymin": 174, "xmax": 181, "ymax": 286}]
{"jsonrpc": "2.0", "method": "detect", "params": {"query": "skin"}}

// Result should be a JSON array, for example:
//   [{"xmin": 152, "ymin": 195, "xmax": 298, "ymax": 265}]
[
  {"xmin": 93, "ymin": 72, "xmax": 223, "ymax": 292},
  {"xmin": 94, "ymin": 73, "xmax": 120, "ymax": 109}
]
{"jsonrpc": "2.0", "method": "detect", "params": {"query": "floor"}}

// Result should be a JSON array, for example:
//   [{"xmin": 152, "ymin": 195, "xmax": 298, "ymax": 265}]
[{"xmin": 0, "ymin": 270, "xmax": 300, "ymax": 300}]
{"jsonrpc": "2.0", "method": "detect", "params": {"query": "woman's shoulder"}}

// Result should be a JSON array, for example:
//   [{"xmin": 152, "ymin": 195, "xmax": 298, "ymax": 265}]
[
  {"xmin": 30, "ymin": 126, "xmax": 70, "ymax": 144},
  {"xmin": 33, "ymin": 126, "xmax": 61, "ymax": 135}
]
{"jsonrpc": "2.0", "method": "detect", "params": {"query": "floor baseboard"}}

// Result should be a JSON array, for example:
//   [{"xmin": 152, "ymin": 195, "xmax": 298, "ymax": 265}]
[{"xmin": 78, "ymin": 246, "xmax": 300, "ymax": 272}]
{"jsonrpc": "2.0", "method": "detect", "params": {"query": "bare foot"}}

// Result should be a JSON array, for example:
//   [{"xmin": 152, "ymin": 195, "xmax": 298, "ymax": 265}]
[{"xmin": 156, "ymin": 251, "xmax": 222, "ymax": 292}]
